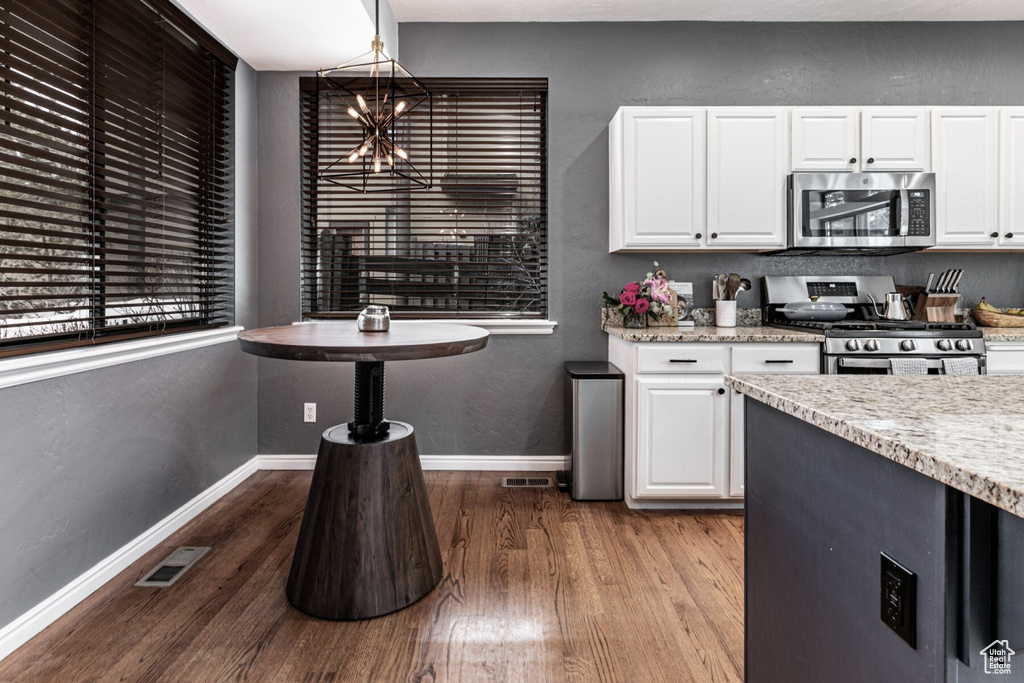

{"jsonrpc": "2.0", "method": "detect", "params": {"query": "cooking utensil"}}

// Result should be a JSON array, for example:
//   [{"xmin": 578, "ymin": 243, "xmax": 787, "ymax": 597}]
[
  {"xmin": 737, "ymin": 278, "xmax": 752, "ymax": 296},
  {"xmin": 780, "ymin": 299, "xmax": 855, "ymax": 321},
  {"xmin": 925, "ymin": 273, "xmax": 935, "ymax": 293},
  {"xmin": 726, "ymin": 273, "xmax": 741, "ymax": 301},
  {"xmin": 867, "ymin": 292, "xmax": 911, "ymax": 321},
  {"xmin": 717, "ymin": 273, "xmax": 728, "ymax": 301}
]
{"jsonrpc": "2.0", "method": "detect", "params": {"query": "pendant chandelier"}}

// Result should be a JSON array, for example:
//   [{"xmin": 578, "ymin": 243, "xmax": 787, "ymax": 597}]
[{"xmin": 317, "ymin": 0, "xmax": 432, "ymax": 193}]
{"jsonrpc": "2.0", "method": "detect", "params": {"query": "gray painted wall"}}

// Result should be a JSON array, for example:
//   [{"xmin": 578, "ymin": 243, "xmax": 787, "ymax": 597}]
[
  {"xmin": 255, "ymin": 22, "xmax": 1024, "ymax": 457},
  {"xmin": 0, "ymin": 61, "xmax": 260, "ymax": 632}
]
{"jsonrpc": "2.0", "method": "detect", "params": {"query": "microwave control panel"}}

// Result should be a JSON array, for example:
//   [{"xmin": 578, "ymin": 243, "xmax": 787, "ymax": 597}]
[{"xmin": 907, "ymin": 191, "xmax": 930, "ymax": 237}]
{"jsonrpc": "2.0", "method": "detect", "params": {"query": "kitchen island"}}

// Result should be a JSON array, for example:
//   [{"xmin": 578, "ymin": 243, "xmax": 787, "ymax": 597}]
[{"xmin": 728, "ymin": 374, "xmax": 1024, "ymax": 682}]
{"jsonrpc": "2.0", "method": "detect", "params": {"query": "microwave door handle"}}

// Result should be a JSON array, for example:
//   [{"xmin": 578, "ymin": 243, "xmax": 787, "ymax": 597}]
[{"xmin": 899, "ymin": 188, "xmax": 910, "ymax": 236}]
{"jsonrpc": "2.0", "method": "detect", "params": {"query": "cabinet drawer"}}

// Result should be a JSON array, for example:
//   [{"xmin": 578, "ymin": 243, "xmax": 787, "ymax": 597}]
[
  {"xmin": 731, "ymin": 343, "xmax": 820, "ymax": 374},
  {"xmin": 987, "ymin": 343, "xmax": 1024, "ymax": 375},
  {"xmin": 636, "ymin": 344, "xmax": 727, "ymax": 374}
]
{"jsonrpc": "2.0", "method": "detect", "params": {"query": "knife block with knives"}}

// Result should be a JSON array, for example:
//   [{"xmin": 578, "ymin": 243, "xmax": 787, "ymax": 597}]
[{"xmin": 912, "ymin": 269, "xmax": 962, "ymax": 322}]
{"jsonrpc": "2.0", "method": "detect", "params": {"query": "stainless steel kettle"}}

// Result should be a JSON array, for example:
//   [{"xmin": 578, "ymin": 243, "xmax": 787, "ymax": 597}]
[{"xmin": 867, "ymin": 292, "xmax": 911, "ymax": 321}]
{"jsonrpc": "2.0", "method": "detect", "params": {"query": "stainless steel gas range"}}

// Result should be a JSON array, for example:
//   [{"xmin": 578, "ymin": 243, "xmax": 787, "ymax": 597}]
[{"xmin": 763, "ymin": 275, "xmax": 986, "ymax": 375}]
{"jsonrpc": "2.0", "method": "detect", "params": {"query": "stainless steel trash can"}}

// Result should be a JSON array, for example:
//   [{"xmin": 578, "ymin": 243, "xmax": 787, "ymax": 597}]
[{"xmin": 561, "ymin": 361, "xmax": 623, "ymax": 501}]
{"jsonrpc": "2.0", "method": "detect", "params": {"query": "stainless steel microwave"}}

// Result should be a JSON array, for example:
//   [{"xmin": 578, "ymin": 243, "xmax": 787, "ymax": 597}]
[{"xmin": 782, "ymin": 172, "xmax": 936, "ymax": 255}]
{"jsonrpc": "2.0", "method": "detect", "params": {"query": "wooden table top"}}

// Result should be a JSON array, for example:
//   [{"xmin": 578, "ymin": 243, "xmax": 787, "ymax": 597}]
[{"xmin": 237, "ymin": 322, "xmax": 489, "ymax": 363}]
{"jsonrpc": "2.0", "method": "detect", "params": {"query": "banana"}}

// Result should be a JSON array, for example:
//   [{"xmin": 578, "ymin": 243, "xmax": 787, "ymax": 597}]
[{"xmin": 976, "ymin": 298, "xmax": 1002, "ymax": 312}]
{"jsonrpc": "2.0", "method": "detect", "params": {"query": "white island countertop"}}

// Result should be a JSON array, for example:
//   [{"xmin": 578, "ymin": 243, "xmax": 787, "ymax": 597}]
[{"xmin": 726, "ymin": 374, "xmax": 1024, "ymax": 519}]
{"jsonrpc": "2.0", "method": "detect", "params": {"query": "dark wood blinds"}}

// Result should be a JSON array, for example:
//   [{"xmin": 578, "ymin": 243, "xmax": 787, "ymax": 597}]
[
  {"xmin": 0, "ymin": 0, "xmax": 234, "ymax": 358},
  {"xmin": 300, "ymin": 77, "xmax": 547, "ymax": 319}
]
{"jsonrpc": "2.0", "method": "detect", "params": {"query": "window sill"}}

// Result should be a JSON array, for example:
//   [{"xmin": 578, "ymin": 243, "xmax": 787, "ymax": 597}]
[
  {"xmin": 297, "ymin": 319, "xmax": 557, "ymax": 335},
  {"xmin": 0, "ymin": 326, "xmax": 244, "ymax": 391}
]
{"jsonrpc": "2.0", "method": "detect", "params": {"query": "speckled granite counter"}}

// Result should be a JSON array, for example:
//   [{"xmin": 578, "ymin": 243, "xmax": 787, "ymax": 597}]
[
  {"xmin": 603, "ymin": 325, "xmax": 822, "ymax": 343},
  {"xmin": 980, "ymin": 327, "xmax": 1024, "ymax": 342},
  {"xmin": 726, "ymin": 374, "xmax": 1024, "ymax": 518}
]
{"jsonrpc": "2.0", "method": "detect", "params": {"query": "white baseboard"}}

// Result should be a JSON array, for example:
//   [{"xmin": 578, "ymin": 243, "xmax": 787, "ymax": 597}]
[
  {"xmin": 0, "ymin": 457, "xmax": 258, "ymax": 663},
  {"xmin": 257, "ymin": 453, "xmax": 569, "ymax": 472}
]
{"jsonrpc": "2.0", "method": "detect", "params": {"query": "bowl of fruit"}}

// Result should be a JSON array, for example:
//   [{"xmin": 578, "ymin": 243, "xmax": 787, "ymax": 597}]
[{"xmin": 971, "ymin": 298, "xmax": 1024, "ymax": 327}]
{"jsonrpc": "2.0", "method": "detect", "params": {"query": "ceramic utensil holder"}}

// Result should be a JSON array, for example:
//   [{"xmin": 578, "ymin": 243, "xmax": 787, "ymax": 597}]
[{"xmin": 716, "ymin": 300, "xmax": 737, "ymax": 328}]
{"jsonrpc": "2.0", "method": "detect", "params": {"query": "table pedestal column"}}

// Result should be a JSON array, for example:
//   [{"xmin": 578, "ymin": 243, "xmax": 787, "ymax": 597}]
[{"xmin": 286, "ymin": 421, "xmax": 443, "ymax": 620}]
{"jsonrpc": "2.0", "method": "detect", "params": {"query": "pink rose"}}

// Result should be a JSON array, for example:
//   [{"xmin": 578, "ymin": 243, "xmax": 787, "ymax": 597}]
[
  {"xmin": 619, "ymin": 291, "xmax": 637, "ymax": 306},
  {"xmin": 623, "ymin": 282, "xmax": 641, "ymax": 294},
  {"xmin": 634, "ymin": 298, "xmax": 650, "ymax": 314}
]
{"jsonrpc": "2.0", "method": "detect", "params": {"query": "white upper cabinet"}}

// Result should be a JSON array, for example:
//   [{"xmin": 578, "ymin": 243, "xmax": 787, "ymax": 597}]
[
  {"xmin": 707, "ymin": 108, "xmax": 789, "ymax": 248},
  {"xmin": 1000, "ymin": 108, "xmax": 1024, "ymax": 248},
  {"xmin": 861, "ymin": 108, "xmax": 931, "ymax": 171},
  {"xmin": 609, "ymin": 107, "xmax": 706, "ymax": 251},
  {"xmin": 791, "ymin": 108, "xmax": 860, "ymax": 172},
  {"xmin": 931, "ymin": 108, "xmax": 999, "ymax": 248}
]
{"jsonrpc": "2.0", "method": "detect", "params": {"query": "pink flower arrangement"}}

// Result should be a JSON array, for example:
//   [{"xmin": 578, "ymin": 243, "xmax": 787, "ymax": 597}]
[{"xmin": 602, "ymin": 263, "xmax": 672, "ymax": 327}]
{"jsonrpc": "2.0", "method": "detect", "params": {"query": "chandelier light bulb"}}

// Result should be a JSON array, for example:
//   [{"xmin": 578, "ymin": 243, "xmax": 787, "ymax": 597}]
[
  {"xmin": 395, "ymin": 100, "xmax": 406, "ymax": 114},
  {"xmin": 395, "ymin": 147, "xmax": 408, "ymax": 160},
  {"xmin": 373, "ymin": 157, "xmax": 382, "ymax": 173},
  {"xmin": 347, "ymin": 107, "xmax": 359, "ymax": 119},
  {"xmin": 356, "ymin": 94, "xmax": 369, "ymax": 112},
  {"xmin": 348, "ymin": 151, "xmax": 359, "ymax": 163}
]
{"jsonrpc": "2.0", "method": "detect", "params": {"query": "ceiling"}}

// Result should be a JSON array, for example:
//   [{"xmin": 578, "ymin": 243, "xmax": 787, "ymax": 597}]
[{"xmin": 175, "ymin": 0, "xmax": 1024, "ymax": 70}]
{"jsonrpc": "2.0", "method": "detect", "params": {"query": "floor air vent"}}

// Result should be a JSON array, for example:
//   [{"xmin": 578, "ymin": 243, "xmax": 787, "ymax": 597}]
[
  {"xmin": 135, "ymin": 547, "xmax": 210, "ymax": 588},
  {"xmin": 501, "ymin": 476, "xmax": 553, "ymax": 488}
]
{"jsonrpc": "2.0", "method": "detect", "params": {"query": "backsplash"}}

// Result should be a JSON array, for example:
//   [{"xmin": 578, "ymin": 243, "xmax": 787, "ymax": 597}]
[{"xmin": 692, "ymin": 307, "xmax": 762, "ymax": 326}]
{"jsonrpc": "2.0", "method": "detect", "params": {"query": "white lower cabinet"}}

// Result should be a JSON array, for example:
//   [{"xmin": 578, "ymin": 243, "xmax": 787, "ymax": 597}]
[
  {"xmin": 609, "ymin": 336, "xmax": 820, "ymax": 508},
  {"xmin": 987, "ymin": 341, "xmax": 1024, "ymax": 375},
  {"xmin": 636, "ymin": 376, "xmax": 728, "ymax": 498}
]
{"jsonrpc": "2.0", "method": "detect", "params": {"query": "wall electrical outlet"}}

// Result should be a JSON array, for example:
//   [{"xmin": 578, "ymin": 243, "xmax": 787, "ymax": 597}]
[
  {"xmin": 881, "ymin": 552, "xmax": 916, "ymax": 648},
  {"xmin": 304, "ymin": 403, "xmax": 316, "ymax": 423}
]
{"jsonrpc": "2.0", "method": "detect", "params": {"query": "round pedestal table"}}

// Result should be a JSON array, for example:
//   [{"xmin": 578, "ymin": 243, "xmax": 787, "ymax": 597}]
[{"xmin": 238, "ymin": 322, "xmax": 489, "ymax": 620}]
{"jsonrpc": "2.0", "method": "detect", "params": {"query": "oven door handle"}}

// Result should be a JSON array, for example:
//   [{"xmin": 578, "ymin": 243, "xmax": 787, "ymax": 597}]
[{"xmin": 838, "ymin": 357, "xmax": 947, "ymax": 370}]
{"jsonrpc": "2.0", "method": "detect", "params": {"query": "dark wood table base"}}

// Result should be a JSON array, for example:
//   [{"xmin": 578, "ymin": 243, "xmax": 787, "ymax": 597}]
[{"xmin": 285, "ymin": 422, "xmax": 443, "ymax": 620}]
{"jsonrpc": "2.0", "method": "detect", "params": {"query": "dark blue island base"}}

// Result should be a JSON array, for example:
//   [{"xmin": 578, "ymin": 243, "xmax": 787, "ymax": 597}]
[{"xmin": 744, "ymin": 400, "xmax": 1024, "ymax": 683}]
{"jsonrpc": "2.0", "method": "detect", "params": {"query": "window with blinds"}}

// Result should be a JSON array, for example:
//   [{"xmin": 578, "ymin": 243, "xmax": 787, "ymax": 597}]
[
  {"xmin": 300, "ymin": 77, "xmax": 547, "ymax": 319},
  {"xmin": 0, "ymin": 0, "xmax": 235, "ymax": 358}
]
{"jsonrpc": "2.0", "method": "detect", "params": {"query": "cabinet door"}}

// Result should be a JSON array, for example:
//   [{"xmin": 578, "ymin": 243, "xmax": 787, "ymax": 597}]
[
  {"xmin": 635, "ymin": 377, "xmax": 727, "ymax": 498},
  {"xmin": 707, "ymin": 108, "xmax": 789, "ymax": 248},
  {"xmin": 609, "ymin": 107, "xmax": 706, "ymax": 251},
  {"xmin": 1000, "ymin": 108, "xmax": 1024, "ymax": 248},
  {"xmin": 791, "ymin": 108, "xmax": 860, "ymax": 172},
  {"xmin": 932, "ymin": 108, "xmax": 999, "ymax": 247},
  {"xmin": 861, "ymin": 108, "xmax": 931, "ymax": 171}
]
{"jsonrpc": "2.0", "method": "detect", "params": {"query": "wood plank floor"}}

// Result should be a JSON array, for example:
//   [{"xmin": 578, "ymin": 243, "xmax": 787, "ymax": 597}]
[{"xmin": 0, "ymin": 471, "xmax": 744, "ymax": 682}]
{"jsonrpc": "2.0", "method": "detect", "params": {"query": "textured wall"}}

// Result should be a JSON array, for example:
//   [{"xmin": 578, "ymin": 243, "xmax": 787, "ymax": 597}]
[
  {"xmin": 0, "ymin": 62, "xmax": 260, "ymax": 631},
  {"xmin": 255, "ymin": 22, "xmax": 1024, "ymax": 457}
]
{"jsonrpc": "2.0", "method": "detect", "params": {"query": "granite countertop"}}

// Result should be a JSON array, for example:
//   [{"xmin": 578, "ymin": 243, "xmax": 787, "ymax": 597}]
[
  {"xmin": 980, "ymin": 328, "xmax": 1024, "ymax": 342},
  {"xmin": 603, "ymin": 325, "xmax": 822, "ymax": 343},
  {"xmin": 726, "ymin": 374, "xmax": 1024, "ymax": 519}
]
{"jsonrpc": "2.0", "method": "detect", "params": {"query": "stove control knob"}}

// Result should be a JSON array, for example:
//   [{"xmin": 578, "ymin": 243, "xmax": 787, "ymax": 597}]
[
  {"xmin": 957, "ymin": 339, "xmax": 974, "ymax": 351},
  {"xmin": 937, "ymin": 339, "xmax": 953, "ymax": 352},
  {"xmin": 864, "ymin": 339, "xmax": 879, "ymax": 352},
  {"xmin": 900, "ymin": 340, "xmax": 918, "ymax": 352},
  {"xmin": 845, "ymin": 339, "xmax": 861, "ymax": 351}
]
